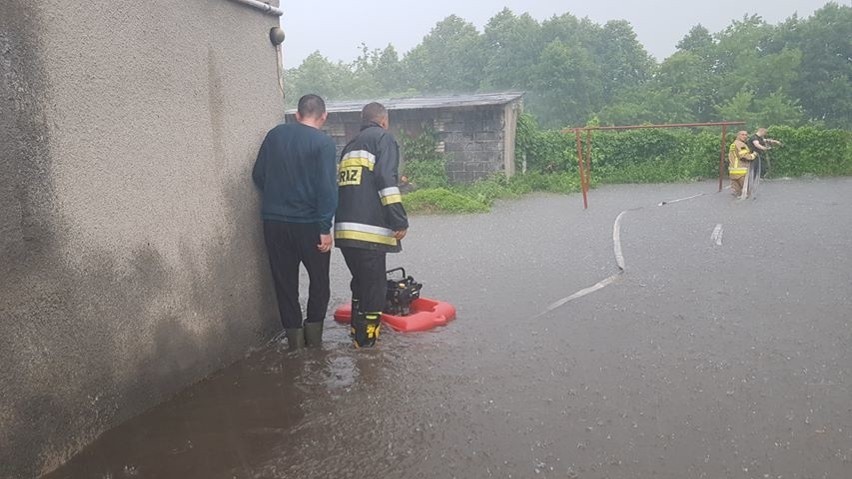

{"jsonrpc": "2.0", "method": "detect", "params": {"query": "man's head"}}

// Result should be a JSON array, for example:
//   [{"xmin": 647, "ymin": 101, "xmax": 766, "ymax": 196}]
[
  {"xmin": 361, "ymin": 102, "xmax": 389, "ymax": 129},
  {"xmin": 296, "ymin": 94, "xmax": 328, "ymax": 127},
  {"xmin": 756, "ymin": 127, "xmax": 767, "ymax": 137},
  {"xmin": 737, "ymin": 131, "xmax": 748, "ymax": 141}
]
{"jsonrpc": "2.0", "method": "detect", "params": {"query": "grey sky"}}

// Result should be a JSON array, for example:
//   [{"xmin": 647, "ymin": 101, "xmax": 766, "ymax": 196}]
[{"xmin": 279, "ymin": 0, "xmax": 838, "ymax": 67}]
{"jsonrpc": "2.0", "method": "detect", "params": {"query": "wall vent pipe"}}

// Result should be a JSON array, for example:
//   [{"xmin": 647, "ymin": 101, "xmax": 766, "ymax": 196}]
[{"xmin": 227, "ymin": 0, "xmax": 283, "ymax": 16}]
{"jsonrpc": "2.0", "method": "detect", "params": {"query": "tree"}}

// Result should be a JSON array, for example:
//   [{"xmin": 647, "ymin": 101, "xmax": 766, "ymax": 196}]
[
  {"xmin": 716, "ymin": 89, "xmax": 755, "ymax": 124},
  {"xmin": 676, "ymin": 24, "xmax": 714, "ymax": 57},
  {"xmin": 784, "ymin": 3, "xmax": 852, "ymax": 127},
  {"xmin": 654, "ymin": 51, "xmax": 718, "ymax": 121},
  {"xmin": 402, "ymin": 15, "xmax": 485, "ymax": 93},
  {"xmin": 480, "ymin": 9, "xmax": 542, "ymax": 90},
  {"xmin": 284, "ymin": 51, "xmax": 350, "ymax": 104},
  {"xmin": 528, "ymin": 39, "xmax": 603, "ymax": 127},
  {"xmin": 353, "ymin": 44, "xmax": 407, "ymax": 96},
  {"xmin": 592, "ymin": 20, "xmax": 654, "ymax": 103}
]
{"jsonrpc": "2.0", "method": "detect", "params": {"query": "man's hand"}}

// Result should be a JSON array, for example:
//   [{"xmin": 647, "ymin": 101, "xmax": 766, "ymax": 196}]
[
  {"xmin": 393, "ymin": 229, "xmax": 407, "ymax": 241},
  {"xmin": 317, "ymin": 233, "xmax": 332, "ymax": 253}
]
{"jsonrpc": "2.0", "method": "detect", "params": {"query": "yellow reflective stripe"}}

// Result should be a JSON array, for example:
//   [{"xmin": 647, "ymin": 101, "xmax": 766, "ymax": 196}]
[
  {"xmin": 339, "ymin": 158, "xmax": 375, "ymax": 171},
  {"xmin": 334, "ymin": 230, "xmax": 398, "ymax": 246},
  {"xmin": 381, "ymin": 194, "xmax": 403, "ymax": 206},
  {"xmin": 335, "ymin": 221, "xmax": 393, "ymax": 236}
]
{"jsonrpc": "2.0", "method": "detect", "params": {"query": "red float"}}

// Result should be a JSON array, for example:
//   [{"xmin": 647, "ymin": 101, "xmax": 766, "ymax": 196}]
[{"xmin": 333, "ymin": 297, "xmax": 456, "ymax": 333}]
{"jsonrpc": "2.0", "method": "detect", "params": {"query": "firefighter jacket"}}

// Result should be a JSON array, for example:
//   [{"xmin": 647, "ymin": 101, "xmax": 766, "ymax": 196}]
[
  {"xmin": 334, "ymin": 122, "xmax": 409, "ymax": 253},
  {"xmin": 728, "ymin": 140, "xmax": 755, "ymax": 179}
]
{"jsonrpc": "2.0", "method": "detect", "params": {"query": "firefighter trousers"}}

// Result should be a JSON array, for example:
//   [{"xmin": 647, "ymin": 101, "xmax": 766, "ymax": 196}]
[{"xmin": 340, "ymin": 247, "xmax": 387, "ymax": 315}]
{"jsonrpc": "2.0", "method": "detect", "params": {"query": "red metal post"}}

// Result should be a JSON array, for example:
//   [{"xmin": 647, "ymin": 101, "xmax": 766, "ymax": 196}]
[
  {"xmin": 560, "ymin": 121, "xmax": 746, "ymax": 207},
  {"xmin": 585, "ymin": 128, "xmax": 593, "ymax": 200},
  {"xmin": 575, "ymin": 129, "xmax": 588, "ymax": 209}
]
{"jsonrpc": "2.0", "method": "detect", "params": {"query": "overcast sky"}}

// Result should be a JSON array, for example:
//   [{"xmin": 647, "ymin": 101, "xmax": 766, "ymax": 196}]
[{"xmin": 279, "ymin": 0, "xmax": 840, "ymax": 67}]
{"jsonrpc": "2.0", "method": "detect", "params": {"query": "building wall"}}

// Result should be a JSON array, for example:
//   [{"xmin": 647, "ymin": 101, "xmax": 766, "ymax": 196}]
[
  {"xmin": 0, "ymin": 1, "xmax": 283, "ymax": 477},
  {"xmin": 430, "ymin": 106, "xmax": 508, "ymax": 183},
  {"xmin": 295, "ymin": 101, "xmax": 520, "ymax": 184}
]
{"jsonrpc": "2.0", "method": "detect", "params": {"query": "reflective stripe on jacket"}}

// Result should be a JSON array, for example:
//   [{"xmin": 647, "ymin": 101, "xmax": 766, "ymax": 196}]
[
  {"xmin": 728, "ymin": 141, "xmax": 753, "ymax": 178},
  {"xmin": 334, "ymin": 123, "xmax": 409, "ymax": 253}
]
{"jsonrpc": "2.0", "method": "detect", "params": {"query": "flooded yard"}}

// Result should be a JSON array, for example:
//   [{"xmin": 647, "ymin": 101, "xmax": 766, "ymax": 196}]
[{"xmin": 46, "ymin": 178, "xmax": 852, "ymax": 479}]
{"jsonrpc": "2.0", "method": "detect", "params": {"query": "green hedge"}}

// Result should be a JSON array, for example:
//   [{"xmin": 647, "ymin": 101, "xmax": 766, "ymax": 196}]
[
  {"xmin": 516, "ymin": 114, "xmax": 852, "ymax": 182},
  {"xmin": 765, "ymin": 126, "xmax": 852, "ymax": 177},
  {"xmin": 396, "ymin": 119, "xmax": 851, "ymax": 215}
]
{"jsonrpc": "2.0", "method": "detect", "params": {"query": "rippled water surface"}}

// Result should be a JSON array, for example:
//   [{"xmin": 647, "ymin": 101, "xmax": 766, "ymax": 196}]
[{"xmin": 46, "ymin": 179, "xmax": 852, "ymax": 479}]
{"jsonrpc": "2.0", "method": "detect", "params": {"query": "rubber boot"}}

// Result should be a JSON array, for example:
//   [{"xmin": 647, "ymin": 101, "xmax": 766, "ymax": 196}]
[
  {"xmin": 349, "ymin": 298, "xmax": 360, "ymax": 343},
  {"xmin": 351, "ymin": 311, "xmax": 368, "ymax": 348},
  {"xmin": 364, "ymin": 312, "xmax": 381, "ymax": 347},
  {"xmin": 304, "ymin": 321, "xmax": 323, "ymax": 347},
  {"xmin": 352, "ymin": 312, "xmax": 381, "ymax": 348},
  {"xmin": 285, "ymin": 328, "xmax": 305, "ymax": 350}
]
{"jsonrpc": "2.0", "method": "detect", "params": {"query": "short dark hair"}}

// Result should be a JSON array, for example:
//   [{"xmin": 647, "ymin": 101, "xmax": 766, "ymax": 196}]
[
  {"xmin": 361, "ymin": 102, "xmax": 388, "ymax": 124},
  {"xmin": 298, "ymin": 94, "xmax": 326, "ymax": 119}
]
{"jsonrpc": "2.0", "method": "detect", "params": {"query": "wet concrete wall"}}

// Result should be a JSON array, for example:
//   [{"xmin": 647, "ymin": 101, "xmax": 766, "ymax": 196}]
[{"xmin": 0, "ymin": 1, "xmax": 283, "ymax": 477}]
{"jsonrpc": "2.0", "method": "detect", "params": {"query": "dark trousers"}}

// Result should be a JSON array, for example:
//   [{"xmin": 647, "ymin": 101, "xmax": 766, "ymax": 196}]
[
  {"xmin": 263, "ymin": 221, "xmax": 330, "ymax": 329},
  {"xmin": 757, "ymin": 154, "xmax": 767, "ymax": 178},
  {"xmin": 340, "ymin": 247, "xmax": 386, "ymax": 314}
]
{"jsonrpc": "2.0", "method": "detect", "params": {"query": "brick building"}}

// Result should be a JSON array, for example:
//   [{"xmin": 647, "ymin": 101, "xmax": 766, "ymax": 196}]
[{"xmin": 287, "ymin": 92, "xmax": 524, "ymax": 183}]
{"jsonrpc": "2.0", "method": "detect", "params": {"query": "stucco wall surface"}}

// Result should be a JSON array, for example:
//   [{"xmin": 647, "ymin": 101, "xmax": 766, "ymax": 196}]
[{"xmin": 0, "ymin": 1, "xmax": 283, "ymax": 477}]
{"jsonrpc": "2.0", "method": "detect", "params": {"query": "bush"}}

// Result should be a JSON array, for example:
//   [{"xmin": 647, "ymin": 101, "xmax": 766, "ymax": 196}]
[
  {"xmin": 515, "ymin": 113, "xmax": 577, "ymax": 173},
  {"xmin": 516, "ymin": 120, "xmax": 852, "ymax": 183},
  {"xmin": 399, "ymin": 128, "xmax": 450, "ymax": 189},
  {"xmin": 592, "ymin": 129, "xmax": 720, "ymax": 183},
  {"xmin": 766, "ymin": 126, "xmax": 852, "ymax": 177},
  {"xmin": 402, "ymin": 188, "xmax": 489, "ymax": 214},
  {"xmin": 396, "ymin": 121, "xmax": 850, "ymax": 215}
]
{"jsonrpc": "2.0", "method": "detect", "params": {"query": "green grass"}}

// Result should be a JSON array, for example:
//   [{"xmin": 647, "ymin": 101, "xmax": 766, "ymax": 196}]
[
  {"xmin": 401, "ymin": 172, "xmax": 584, "ymax": 215},
  {"xmin": 402, "ymin": 188, "xmax": 490, "ymax": 214}
]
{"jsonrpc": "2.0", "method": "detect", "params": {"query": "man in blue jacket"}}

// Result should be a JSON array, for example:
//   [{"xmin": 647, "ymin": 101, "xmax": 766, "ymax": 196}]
[{"xmin": 252, "ymin": 94, "xmax": 338, "ymax": 349}]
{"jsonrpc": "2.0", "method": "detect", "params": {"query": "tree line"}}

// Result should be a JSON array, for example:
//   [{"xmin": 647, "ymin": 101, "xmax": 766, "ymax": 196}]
[{"xmin": 284, "ymin": 3, "xmax": 851, "ymax": 130}]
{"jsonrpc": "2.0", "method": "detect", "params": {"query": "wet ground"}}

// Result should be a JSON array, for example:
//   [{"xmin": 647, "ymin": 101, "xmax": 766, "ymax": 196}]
[{"xmin": 45, "ymin": 178, "xmax": 852, "ymax": 479}]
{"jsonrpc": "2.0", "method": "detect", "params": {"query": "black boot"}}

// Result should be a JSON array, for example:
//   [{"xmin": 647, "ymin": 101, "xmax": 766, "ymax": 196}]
[
  {"xmin": 351, "ymin": 311, "xmax": 368, "ymax": 348},
  {"xmin": 349, "ymin": 298, "xmax": 360, "ymax": 343},
  {"xmin": 364, "ymin": 312, "xmax": 381, "ymax": 347},
  {"xmin": 304, "ymin": 321, "xmax": 323, "ymax": 347},
  {"xmin": 284, "ymin": 328, "xmax": 305, "ymax": 350},
  {"xmin": 352, "ymin": 312, "xmax": 381, "ymax": 348}
]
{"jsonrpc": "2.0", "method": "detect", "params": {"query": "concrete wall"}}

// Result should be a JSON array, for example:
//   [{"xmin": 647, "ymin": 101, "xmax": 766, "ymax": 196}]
[
  {"xmin": 293, "ymin": 101, "xmax": 522, "ymax": 184},
  {"xmin": 0, "ymin": 1, "xmax": 283, "ymax": 477}
]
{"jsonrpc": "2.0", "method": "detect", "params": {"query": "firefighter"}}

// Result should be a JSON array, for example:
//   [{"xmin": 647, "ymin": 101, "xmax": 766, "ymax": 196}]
[
  {"xmin": 729, "ymin": 130, "xmax": 756, "ymax": 198},
  {"xmin": 334, "ymin": 102, "xmax": 409, "ymax": 348}
]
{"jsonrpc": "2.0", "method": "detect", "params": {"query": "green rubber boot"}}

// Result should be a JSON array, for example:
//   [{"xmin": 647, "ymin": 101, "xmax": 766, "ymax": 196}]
[
  {"xmin": 285, "ymin": 328, "xmax": 305, "ymax": 350},
  {"xmin": 304, "ymin": 321, "xmax": 323, "ymax": 347}
]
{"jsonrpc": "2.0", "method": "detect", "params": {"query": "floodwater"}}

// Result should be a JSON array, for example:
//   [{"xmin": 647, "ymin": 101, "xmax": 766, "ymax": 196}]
[{"xmin": 45, "ymin": 179, "xmax": 852, "ymax": 479}]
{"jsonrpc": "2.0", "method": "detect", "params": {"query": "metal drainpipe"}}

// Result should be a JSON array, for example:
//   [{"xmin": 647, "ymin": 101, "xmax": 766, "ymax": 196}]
[
  {"xmin": 269, "ymin": 27, "xmax": 286, "ymax": 98},
  {"xmin": 227, "ymin": 0, "xmax": 283, "ymax": 16}
]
